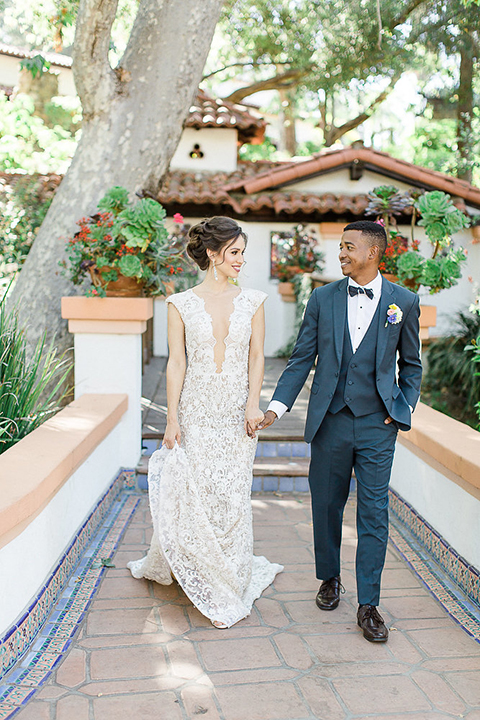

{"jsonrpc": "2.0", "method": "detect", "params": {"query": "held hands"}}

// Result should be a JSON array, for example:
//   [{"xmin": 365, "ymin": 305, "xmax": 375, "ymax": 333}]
[
  {"xmin": 257, "ymin": 410, "xmax": 277, "ymax": 431},
  {"xmin": 244, "ymin": 405, "xmax": 264, "ymax": 439},
  {"xmin": 163, "ymin": 419, "xmax": 181, "ymax": 449}
]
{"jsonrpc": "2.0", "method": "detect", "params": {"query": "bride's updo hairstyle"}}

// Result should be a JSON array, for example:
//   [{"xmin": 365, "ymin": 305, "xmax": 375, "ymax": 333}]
[{"xmin": 186, "ymin": 217, "xmax": 247, "ymax": 271}]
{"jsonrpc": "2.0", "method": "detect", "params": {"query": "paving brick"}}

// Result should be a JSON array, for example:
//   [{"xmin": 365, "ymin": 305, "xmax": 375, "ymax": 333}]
[
  {"xmin": 55, "ymin": 648, "xmax": 86, "ymax": 687},
  {"xmin": 305, "ymin": 632, "xmax": 391, "ymax": 663},
  {"xmin": 274, "ymin": 633, "xmax": 313, "ymax": 669},
  {"xmin": 412, "ymin": 669, "xmax": 467, "ymax": 715},
  {"xmin": 297, "ymin": 675, "xmax": 346, "ymax": 720},
  {"xmin": 86, "ymin": 607, "xmax": 160, "ymax": 636},
  {"xmin": 333, "ymin": 675, "xmax": 431, "ymax": 714},
  {"xmin": 198, "ymin": 637, "xmax": 282, "ymax": 672},
  {"xmin": 167, "ymin": 639, "xmax": 203, "ymax": 680},
  {"xmin": 408, "ymin": 627, "xmax": 480, "ymax": 657},
  {"xmin": 181, "ymin": 685, "xmax": 222, "ymax": 720},
  {"xmin": 80, "ymin": 677, "xmax": 182, "ymax": 695},
  {"xmin": 254, "ymin": 597, "xmax": 289, "ymax": 628},
  {"xmin": 96, "ymin": 575, "xmax": 152, "ymax": 600},
  {"xmin": 215, "ymin": 682, "xmax": 307, "ymax": 720},
  {"xmin": 380, "ymin": 594, "xmax": 446, "ymax": 620},
  {"xmin": 446, "ymin": 671, "xmax": 480, "ymax": 705},
  {"xmin": 90, "ymin": 644, "xmax": 168, "ymax": 680},
  {"xmin": 56, "ymin": 694, "xmax": 90, "ymax": 720},
  {"xmin": 15, "ymin": 701, "xmax": 50, "ymax": 720},
  {"xmin": 93, "ymin": 691, "xmax": 183, "ymax": 720}
]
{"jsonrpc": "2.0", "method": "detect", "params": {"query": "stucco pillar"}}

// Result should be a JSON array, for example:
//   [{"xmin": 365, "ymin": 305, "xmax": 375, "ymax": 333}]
[{"xmin": 61, "ymin": 297, "xmax": 153, "ymax": 467}]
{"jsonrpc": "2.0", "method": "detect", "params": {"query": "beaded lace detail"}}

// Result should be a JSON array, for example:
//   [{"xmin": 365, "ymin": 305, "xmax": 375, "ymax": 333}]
[{"xmin": 127, "ymin": 287, "xmax": 283, "ymax": 628}]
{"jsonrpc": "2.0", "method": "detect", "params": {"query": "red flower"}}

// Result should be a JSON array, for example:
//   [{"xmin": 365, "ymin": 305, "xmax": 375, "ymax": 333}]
[{"xmin": 173, "ymin": 213, "xmax": 184, "ymax": 224}]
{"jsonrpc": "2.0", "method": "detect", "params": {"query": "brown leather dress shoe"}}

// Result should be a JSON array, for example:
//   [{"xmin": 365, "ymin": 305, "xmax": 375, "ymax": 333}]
[
  {"xmin": 357, "ymin": 604, "xmax": 389, "ymax": 642},
  {"xmin": 315, "ymin": 576, "xmax": 343, "ymax": 611}
]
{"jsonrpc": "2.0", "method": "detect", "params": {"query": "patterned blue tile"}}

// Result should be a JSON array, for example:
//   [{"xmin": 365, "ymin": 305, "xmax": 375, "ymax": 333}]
[{"xmin": 136, "ymin": 474, "xmax": 148, "ymax": 492}]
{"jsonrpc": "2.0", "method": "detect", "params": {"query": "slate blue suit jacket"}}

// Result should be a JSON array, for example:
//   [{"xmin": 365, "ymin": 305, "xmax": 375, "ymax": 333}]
[{"xmin": 272, "ymin": 277, "xmax": 423, "ymax": 442}]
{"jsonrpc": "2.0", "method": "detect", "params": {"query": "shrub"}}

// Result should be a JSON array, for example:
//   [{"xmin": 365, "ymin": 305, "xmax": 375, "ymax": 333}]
[
  {"xmin": 423, "ymin": 309, "xmax": 480, "ymax": 428},
  {"xmin": 0, "ymin": 294, "xmax": 72, "ymax": 454}
]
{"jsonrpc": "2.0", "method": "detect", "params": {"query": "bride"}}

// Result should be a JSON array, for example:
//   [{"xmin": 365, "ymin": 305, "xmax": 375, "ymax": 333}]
[{"xmin": 128, "ymin": 216, "xmax": 283, "ymax": 628}]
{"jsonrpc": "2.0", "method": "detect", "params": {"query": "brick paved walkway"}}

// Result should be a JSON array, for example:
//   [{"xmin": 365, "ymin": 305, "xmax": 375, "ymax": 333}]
[{"xmin": 17, "ymin": 493, "xmax": 480, "ymax": 720}]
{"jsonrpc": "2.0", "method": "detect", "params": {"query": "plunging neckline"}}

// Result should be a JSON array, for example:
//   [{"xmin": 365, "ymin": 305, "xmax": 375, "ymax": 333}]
[{"xmin": 190, "ymin": 287, "xmax": 244, "ymax": 374}]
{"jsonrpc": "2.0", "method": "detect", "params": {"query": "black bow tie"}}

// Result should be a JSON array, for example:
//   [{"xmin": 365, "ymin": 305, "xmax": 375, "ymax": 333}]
[{"xmin": 348, "ymin": 285, "xmax": 374, "ymax": 300}]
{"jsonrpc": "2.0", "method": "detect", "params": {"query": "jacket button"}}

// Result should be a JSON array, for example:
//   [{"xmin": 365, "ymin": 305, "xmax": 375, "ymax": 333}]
[
  {"xmin": 348, "ymin": 380, "xmax": 353, "ymax": 385},
  {"xmin": 351, "ymin": 363, "xmax": 357, "ymax": 368},
  {"xmin": 377, "ymin": 377, "xmax": 380, "ymax": 381},
  {"xmin": 345, "ymin": 397, "xmax": 351, "ymax": 402},
  {"xmin": 335, "ymin": 372, "xmax": 339, "ymax": 377}
]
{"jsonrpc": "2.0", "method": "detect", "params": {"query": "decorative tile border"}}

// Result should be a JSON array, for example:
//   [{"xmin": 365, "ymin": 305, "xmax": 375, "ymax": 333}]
[
  {"xmin": 0, "ymin": 469, "xmax": 134, "ymax": 682},
  {"xmin": 389, "ymin": 488, "xmax": 480, "ymax": 643},
  {"xmin": 0, "ymin": 490, "xmax": 139, "ymax": 719}
]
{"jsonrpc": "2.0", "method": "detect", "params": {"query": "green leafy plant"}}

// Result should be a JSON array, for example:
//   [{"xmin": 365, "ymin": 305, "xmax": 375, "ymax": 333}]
[
  {"xmin": 368, "ymin": 186, "xmax": 469, "ymax": 295},
  {"xmin": 0, "ymin": 293, "xmax": 72, "ymax": 454},
  {"xmin": 272, "ymin": 224, "xmax": 325, "ymax": 282},
  {"xmin": 59, "ymin": 186, "xmax": 184, "ymax": 296},
  {"xmin": 423, "ymin": 308, "xmax": 480, "ymax": 428}
]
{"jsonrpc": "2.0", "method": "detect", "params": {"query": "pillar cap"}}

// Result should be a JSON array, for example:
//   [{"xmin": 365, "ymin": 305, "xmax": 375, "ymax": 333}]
[{"xmin": 61, "ymin": 296, "xmax": 153, "ymax": 322}]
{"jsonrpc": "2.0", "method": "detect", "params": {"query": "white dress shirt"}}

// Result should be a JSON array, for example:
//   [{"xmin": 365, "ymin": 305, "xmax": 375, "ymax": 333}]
[{"xmin": 268, "ymin": 273, "xmax": 383, "ymax": 420}]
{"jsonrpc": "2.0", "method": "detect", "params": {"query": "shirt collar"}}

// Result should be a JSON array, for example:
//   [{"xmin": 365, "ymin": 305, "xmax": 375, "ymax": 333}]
[{"xmin": 348, "ymin": 272, "xmax": 382, "ymax": 294}]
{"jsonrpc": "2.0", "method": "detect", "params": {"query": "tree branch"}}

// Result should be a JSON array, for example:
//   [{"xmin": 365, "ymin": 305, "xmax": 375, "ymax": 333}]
[
  {"xmin": 72, "ymin": 0, "xmax": 120, "ymax": 118},
  {"xmin": 390, "ymin": 0, "xmax": 429, "ymax": 29},
  {"xmin": 202, "ymin": 60, "xmax": 291, "ymax": 80},
  {"xmin": 223, "ymin": 68, "xmax": 308, "ymax": 103},
  {"xmin": 325, "ymin": 72, "xmax": 402, "ymax": 146}
]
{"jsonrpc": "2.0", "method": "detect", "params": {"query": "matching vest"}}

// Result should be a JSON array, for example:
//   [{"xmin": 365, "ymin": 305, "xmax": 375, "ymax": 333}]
[{"xmin": 329, "ymin": 304, "xmax": 385, "ymax": 417}]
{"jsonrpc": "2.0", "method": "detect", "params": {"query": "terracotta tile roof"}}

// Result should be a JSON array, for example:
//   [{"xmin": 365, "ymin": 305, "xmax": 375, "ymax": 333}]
[
  {"xmin": 0, "ymin": 42, "xmax": 72, "ymax": 69},
  {"xmin": 225, "ymin": 146, "xmax": 480, "ymax": 207},
  {"xmin": 186, "ymin": 90, "xmax": 266, "ymax": 143},
  {"xmin": 156, "ymin": 161, "xmax": 370, "ymax": 217}
]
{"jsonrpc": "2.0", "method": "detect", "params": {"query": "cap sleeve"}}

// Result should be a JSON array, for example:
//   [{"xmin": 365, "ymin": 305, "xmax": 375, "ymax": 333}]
[{"xmin": 245, "ymin": 288, "xmax": 267, "ymax": 314}]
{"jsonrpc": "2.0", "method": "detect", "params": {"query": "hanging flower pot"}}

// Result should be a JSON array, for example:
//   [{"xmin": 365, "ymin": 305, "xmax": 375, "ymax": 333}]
[{"xmin": 278, "ymin": 281, "xmax": 296, "ymax": 302}]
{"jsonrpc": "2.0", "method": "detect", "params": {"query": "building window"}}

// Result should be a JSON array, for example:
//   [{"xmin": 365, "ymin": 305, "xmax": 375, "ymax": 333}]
[
  {"xmin": 270, "ymin": 230, "xmax": 295, "ymax": 278},
  {"xmin": 189, "ymin": 143, "xmax": 204, "ymax": 159}
]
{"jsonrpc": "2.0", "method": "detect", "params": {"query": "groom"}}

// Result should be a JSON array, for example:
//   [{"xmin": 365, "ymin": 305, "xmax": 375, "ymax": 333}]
[{"xmin": 259, "ymin": 220, "xmax": 422, "ymax": 642}]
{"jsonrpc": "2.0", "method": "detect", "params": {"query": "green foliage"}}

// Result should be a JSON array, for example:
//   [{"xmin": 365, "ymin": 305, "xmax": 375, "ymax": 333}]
[
  {"xmin": 19, "ymin": 55, "xmax": 51, "ymax": 78},
  {"xmin": 416, "ymin": 191, "xmax": 470, "ymax": 246},
  {"xmin": 119, "ymin": 199, "xmax": 168, "ymax": 252},
  {"xmin": 276, "ymin": 273, "xmax": 313, "ymax": 358},
  {"xmin": 0, "ymin": 92, "xmax": 77, "ymax": 174},
  {"xmin": 0, "ymin": 175, "xmax": 56, "ymax": 292},
  {"xmin": 271, "ymin": 224, "xmax": 324, "ymax": 282},
  {"xmin": 0, "ymin": 293, "xmax": 72, "ymax": 454},
  {"xmin": 423, "ymin": 308, "xmax": 480, "ymax": 428},
  {"xmin": 60, "ymin": 187, "xmax": 183, "ymax": 297},
  {"xmin": 238, "ymin": 138, "xmax": 278, "ymax": 161}
]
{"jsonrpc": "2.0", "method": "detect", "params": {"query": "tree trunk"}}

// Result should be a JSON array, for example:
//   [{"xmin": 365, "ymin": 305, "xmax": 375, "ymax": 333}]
[
  {"xmin": 457, "ymin": 34, "xmax": 474, "ymax": 183},
  {"xmin": 10, "ymin": 0, "xmax": 223, "ymax": 350},
  {"xmin": 278, "ymin": 88, "xmax": 297, "ymax": 156}
]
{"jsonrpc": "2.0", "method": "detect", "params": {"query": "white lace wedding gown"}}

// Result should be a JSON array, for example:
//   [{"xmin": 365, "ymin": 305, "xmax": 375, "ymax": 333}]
[{"xmin": 127, "ymin": 287, "xmax": 283, "ymax": 627}]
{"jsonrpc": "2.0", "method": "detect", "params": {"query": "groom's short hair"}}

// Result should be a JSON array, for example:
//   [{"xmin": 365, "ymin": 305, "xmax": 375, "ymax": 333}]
[{"xmin": 343, "ymin": 221, "xmax": 387, "ymax": 259}]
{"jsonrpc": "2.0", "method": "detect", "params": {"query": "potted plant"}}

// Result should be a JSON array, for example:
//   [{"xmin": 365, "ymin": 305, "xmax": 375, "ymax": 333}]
[
  {"xmin": 272, "ymin": 224, "xmax": 325, "ymax": 302},
  {"xmin": 60, "ymin": 186, "xmax": 184, "ymax": 297},
  {"xmin": 367, "ymin": 186, "xmax": 470, "ymax": 337}
]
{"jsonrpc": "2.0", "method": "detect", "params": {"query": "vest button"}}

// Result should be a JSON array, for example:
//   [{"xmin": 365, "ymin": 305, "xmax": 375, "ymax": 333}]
[
  {"xmin": 351, "ymin": 363, "xmax": 357, "ymax": 368},
  {"xmin": 345, "ymin": 397, "xmax": 351, "ymax": 402},
  {"xmin": 348, "ymin": 380, "xmax": 353, "ymax": 385},
  {"xmin": 335, "ymin": 372, "xmax": 339, "ymax": 377}
]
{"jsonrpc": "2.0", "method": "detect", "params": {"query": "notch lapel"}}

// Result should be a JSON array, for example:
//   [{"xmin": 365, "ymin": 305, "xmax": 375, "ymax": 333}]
[
  {"xmin": 376, "ymin": 277, "xmax": 395, "ymax": 371},
  {"xmin": 333, "ymin": 279, "xmax": 348, "ymax": 365}
]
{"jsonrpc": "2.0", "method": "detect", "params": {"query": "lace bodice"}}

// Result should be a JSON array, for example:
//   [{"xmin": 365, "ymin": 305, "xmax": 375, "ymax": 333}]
[{"xmin": 166, "ymin": 287, "xmax": 267, "ymax": 379}]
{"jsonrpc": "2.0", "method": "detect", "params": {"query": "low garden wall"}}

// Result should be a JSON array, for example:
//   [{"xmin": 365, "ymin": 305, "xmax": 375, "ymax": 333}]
[
  {"xmin": 390, "ymin": 402, "xmax": 480, "ymax": 605},
  {"xmin": 0, "ymin": 393, "xmax": 129, "ymax": 661}
]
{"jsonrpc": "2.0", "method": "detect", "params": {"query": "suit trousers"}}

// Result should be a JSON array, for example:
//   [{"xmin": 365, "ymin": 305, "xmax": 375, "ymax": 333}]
[{"xmin": 309, "ymin": 406, "xmax": 398, "ymax": 606}]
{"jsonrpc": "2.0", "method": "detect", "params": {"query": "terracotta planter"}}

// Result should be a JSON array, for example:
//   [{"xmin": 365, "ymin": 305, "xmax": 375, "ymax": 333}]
[
  {"xmin": 471, "ymin": 225, "xmax": 480, "ymax": 244},
  {"xmin": 278, "ymin": 281, "xmax": 296, "ymax": 302},
  {"xmin": 382, "ymin": 273, "xmax": 417, "ymax": 290},
  {"xmin": 419, "ymin": 305, "xmax": 437, "ymax": 341},
  {"xmin": 88, "ymin": 266, "xmax": 143, "ymax": 297}
]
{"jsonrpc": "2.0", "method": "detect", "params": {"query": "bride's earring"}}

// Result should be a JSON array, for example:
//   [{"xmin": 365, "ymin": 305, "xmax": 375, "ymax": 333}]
[{"xmin": 213, "ymin": 260, "xmax": 218, "ymax": 281}]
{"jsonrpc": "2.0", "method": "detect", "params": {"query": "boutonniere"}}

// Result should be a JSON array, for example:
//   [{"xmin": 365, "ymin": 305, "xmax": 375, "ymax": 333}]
[{"xmin": 385, "ymin": 304, "xmax": 403, "ymax": 327}]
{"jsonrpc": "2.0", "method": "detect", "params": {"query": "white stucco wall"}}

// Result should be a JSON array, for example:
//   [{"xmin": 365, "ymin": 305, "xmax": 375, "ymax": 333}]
[
  {"xmin": 0, "ymin": 422, "xmax": 124, "ymax": 635},
  {"xmin": 170, "ymin": 127, "xmax": 238, "ymax": 173},
  {"xmin": 391, "ymin": 441, "xmax": 480, "ymax": 571},
  {"xmin": 0, "ymin": 54, "xmax": 76, "ymax": 95}
]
